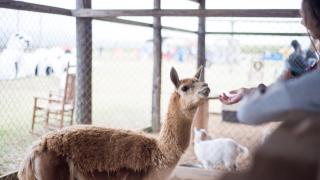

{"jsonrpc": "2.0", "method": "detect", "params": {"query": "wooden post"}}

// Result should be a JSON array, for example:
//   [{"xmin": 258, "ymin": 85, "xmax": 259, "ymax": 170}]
[
  {"xmin": 193, "ymin": 0, "xmax": 208, "ymax": 134},
  {"xmin": 151, "ymin": 0, "xmax": 162, "ymax": 133},
  {"xmin": 197, "ymin": 0, "xmax": 206, "ymax": 78},
  {"xmin": 76, "ymin": 0, "xmax": 92, "ymax": 124}
]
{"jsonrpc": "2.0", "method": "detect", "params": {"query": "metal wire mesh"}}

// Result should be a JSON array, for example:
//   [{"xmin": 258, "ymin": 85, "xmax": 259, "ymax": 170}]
[
  {"xmin": 0, "ymin": 8, "xmax": 76, "ymax": 174},
  {"xmin": 0, "ymin": 7, "xmax": 314, "ymax": 175}
]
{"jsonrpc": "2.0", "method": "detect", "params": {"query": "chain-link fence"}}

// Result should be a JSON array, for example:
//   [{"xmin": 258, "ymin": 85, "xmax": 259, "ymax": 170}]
[{"xmin": 0, "ymin": 5, "xmax": 313, "ymax": 176}]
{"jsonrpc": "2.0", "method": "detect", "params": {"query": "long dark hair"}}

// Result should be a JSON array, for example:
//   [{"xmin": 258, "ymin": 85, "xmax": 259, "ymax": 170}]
[
  {"xmin": 304, "ymin": 0, "xmax": 320, "ymax": 69},
  {"xmin": 305, "ymin": 0, "xmax": 320, "ymax": 23}
]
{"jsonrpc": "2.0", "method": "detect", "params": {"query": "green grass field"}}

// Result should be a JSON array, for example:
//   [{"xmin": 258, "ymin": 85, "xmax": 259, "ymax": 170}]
[{"xmin": 0, "ymin": 52, "xmax": 281, "ymax": 175}]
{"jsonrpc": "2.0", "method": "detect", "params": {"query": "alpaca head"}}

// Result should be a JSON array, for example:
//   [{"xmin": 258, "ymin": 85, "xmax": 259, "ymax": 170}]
[
  {"xmin": 170, "ymin": 66, "xmax": 210, "ymax": 112},
  {"xmin": 7, "ymin": 33, "xmax": 31, "ymax": 50}
]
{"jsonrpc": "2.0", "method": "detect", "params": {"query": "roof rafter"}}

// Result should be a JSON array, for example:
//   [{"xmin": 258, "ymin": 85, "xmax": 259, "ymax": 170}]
[
  {"xmin": 0, "ymin": 2, "xmax": 300, "ymax": 19},
  {"xmin": 206, "ymin": 32, "xmax": 308, "ymax": 36},
  {"xmin": 72, "ymin": 9, "xmax": 300, "ymax": 18},
  {"xmin": 0, "ymin": 1, "xmax": 303, "ymax": 36},
  {"xmin": 0, "ymin": 0, "xmax": 72, "ymax": 16},
  {"xmin": 186, "ymin": 0, "xmax": 200, "ymax": 3},
  {"xmin": 95, "ymin": 17, "xmax": 196, "ymax": 34}
]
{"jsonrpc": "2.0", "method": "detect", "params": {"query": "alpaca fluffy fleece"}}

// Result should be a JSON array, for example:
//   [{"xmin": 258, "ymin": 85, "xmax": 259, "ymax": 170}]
[
  {"xmin": 31, "ymin": 125, "xmax": 165, "ymax": 174},
  {"xmin": 194, "ymin": 129, "xmax": 249, "ymax": 171}
]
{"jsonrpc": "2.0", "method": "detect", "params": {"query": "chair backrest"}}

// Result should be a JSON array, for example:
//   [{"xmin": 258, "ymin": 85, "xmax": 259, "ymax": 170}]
[{"xmin": 62, "ymin": 63, "xmax": 76, "ymax": 105}]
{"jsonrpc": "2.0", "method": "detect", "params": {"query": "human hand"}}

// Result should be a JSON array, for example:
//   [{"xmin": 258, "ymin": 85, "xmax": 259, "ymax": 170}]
[
  {"xmin": 277, "ymin": 69, "xmax": 294, "ymax": 81},
  {"xmin": 219, "ymin": 88, "xmax": 249, "ymax": 105}
]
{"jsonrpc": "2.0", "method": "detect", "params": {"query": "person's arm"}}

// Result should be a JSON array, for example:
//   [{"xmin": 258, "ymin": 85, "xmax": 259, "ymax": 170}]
[
  {"xmin": 237, "ymin": 71, "xmax": 320, "ymax": 124},
  {"xmin": 237, "ymin": 83, "xmax": 292, "ymax": 124},
  {"xmin": 277, "ymin": 69, "xmax": 294, "ymax": 81}
]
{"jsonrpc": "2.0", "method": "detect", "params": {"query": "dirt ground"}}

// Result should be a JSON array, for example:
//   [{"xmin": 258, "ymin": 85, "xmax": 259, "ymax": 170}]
[{"xmin": 178, "ymin": 114, "xmax": 280, "ymax": 172}]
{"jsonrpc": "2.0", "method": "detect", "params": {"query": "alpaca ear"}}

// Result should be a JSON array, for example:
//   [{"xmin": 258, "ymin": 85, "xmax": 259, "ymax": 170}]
[
  {"xmin": 194, "ymin": 65, "xmax": 203, "ymax": 81},
  {"xmin": 170, "ymin": 67, "xmax": 180, "ymax": 89}
]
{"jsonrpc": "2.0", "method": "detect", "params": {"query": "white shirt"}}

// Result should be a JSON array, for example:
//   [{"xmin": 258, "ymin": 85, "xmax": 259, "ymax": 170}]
[{"xmin": 237, "ymin": 70, "xmax": 320, "ymax": 124}]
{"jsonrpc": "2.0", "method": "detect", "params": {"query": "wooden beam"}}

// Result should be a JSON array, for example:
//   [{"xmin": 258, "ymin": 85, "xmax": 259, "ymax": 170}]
[
  {"xmin": 0, "ymin": 0, "xmax": 72, "ymax": 16},
  {"xmin": 206, "ymin": 32, "xmax": 308, "ymax": 36},
  {"xmin": 151, "ymin": 0, "xmax": 162, "ymax": 133},
  {"xmin": 162, "ymin": 26, "xmax": 196, "ymax": 34},
  {"xmin": 72, "ymin": 9, "xmax": 300, "ymax": 18},
  {"xmin": 186, "ymin": 0, "xmax": 200, "ymax": 3},
  {"xmin": 95, "ymin": 17, "xmax": 196, "ymax": 34},
  {"xmin": 76, "ymin": 0, "xmax": 92, "ymax": 124},
  {"xmin": 95, "ymin": 17, "xmax": 153, "ymax": 28},
  {"xmin": 193, "ymin": 0, "xmax": 208, "ymax": 138},
  {"xmin": 0, "ymin": 1, "xmax": 300, "ymax": 18},
  {"xmin": 197, "ymin": 0, "xmax": 206, "ymax": 79}
]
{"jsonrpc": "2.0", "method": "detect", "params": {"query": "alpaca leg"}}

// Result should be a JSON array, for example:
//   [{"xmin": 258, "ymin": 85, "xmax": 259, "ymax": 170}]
[
  {"xmin": 207, "ymin": 162, "xmax": 214, "ymax": 170},
  {"xmin": 232, "ymin": 164, "xmax": 237, "ymax": 171},
  {"xmin": 77, "ymin": 170, "xmax": 144, "ymax": 180},
  {"xmin": 34, "ymin": 151, "xmax": 70, "ymax": 180},
  {"xmin": 225, "ymin": 161, "xmax": 236, "ymax": 171},
  {"xmin": 202, "ymin": 161, "xmax": 210, "ymax": 170}
]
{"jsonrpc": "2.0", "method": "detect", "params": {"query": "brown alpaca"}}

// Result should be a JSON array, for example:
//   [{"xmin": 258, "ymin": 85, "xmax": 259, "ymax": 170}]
[{"xmin": 18, "ymin": 66, "xmax": 210, "ymax": 180}]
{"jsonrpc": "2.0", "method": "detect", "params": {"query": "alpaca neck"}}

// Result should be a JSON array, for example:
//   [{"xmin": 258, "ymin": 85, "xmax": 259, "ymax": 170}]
[{"xmin": 158, "ymin": 92, "xmax": 197, "ymax": 164}]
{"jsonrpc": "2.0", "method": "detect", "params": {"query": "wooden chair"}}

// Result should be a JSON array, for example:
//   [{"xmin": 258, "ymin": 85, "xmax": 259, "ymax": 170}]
[{"xmin": 31, "ymin": 63, "xmax": 76, "ymax": 133}]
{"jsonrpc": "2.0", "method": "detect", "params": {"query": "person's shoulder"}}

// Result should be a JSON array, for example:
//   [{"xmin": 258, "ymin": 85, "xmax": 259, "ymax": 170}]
[
  {"xmin": 281, "ymin": 70, "xmax": 320, "ymax": 98},
  {"xmin": 287, "ymin": 70, "xmax": 320, "ymax": 86}
]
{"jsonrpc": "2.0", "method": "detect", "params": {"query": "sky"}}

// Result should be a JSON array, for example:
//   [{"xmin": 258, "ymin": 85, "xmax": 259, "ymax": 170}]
[{"xmin": 0, "ymin": 0, "xmax": 310, "ymax": 48}]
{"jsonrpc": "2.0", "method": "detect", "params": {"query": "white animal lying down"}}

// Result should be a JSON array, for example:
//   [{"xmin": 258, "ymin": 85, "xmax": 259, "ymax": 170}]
[{"xmin": 194, "ymin": 128, "xmax": 249, "ymax": 171}]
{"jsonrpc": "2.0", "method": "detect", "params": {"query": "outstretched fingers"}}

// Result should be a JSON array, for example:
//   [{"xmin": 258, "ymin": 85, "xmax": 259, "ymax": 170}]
[
  {"xmin": 219, "ymin": 93, "xmax": 233, "ymax": 105},
  {"xmin": 219, "ymin": 91, "xmax": 243, "ymax": 105}
]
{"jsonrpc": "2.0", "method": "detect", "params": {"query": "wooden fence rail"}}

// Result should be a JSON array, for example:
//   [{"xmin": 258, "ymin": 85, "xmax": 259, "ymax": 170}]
[{"xmin": 0, "ymin": 0, "xmax": 72, "ymax": 16}]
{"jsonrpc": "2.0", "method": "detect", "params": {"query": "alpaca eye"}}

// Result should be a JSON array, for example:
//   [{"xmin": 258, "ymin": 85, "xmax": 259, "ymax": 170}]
[{"xmin": 181, "ymin": 86, "xmax": 189, "ymax": 92}]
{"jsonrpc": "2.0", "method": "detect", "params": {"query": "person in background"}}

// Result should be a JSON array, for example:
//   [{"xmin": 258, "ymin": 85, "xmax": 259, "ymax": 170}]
[{"xmin": 218, "ymin": 0, "xmax": 320, "ymax": 124}]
